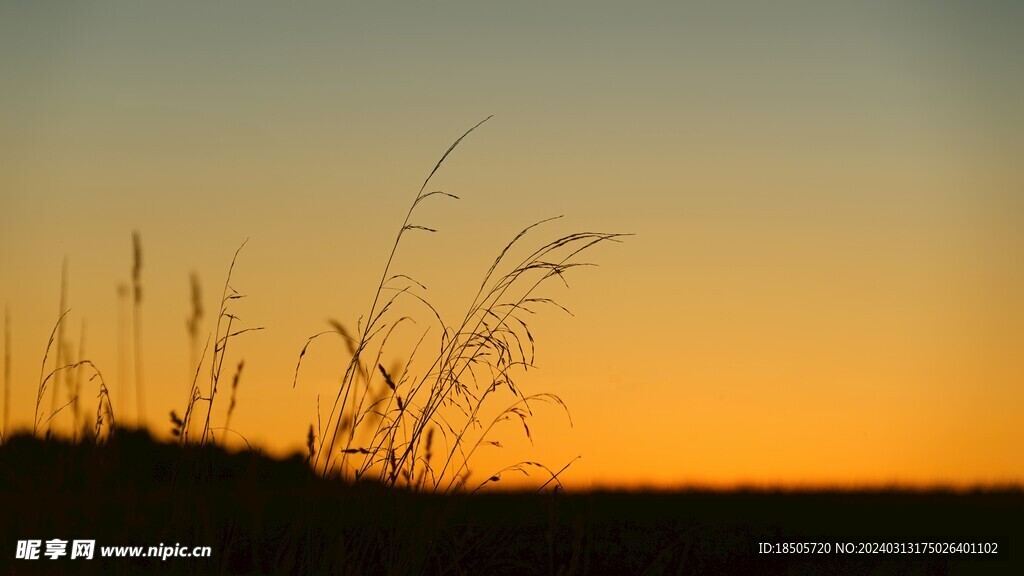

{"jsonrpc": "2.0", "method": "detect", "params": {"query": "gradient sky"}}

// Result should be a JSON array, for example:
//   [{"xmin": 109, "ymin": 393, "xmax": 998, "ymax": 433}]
[{"xmin": 2, "ymin": 1, "xmax": 1022, "ymax": 488}]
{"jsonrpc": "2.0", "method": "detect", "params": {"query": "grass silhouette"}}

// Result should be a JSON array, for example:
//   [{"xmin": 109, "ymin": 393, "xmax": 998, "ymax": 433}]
[
  {"xmin": 3, "ymin": 305, "xmax": 9, "ymax": 441},
  {"xmin": 290, "ymin": 117, "xmax": 627, "ymax": 493}
]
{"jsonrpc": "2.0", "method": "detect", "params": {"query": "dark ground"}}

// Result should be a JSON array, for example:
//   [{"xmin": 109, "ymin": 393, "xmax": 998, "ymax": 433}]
[{"xmin": 1, "ymin": 430, "xmax": 1020, "ymax": 575}]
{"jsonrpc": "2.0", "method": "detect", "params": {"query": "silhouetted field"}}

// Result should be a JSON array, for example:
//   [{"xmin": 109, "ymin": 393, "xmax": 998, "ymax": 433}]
[
  {"xmin": 1, "ymin": 430, "xmax": 1020, "ymax": 575},
  {"xmin": 3, "ymin": 123, "xmax": 1019, "ymax": 575}
]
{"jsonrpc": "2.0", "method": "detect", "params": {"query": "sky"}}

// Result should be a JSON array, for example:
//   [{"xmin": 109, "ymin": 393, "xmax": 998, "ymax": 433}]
[{"xmin": 1, "ymin": 1, "xmax": 1022, "ymax": 489}]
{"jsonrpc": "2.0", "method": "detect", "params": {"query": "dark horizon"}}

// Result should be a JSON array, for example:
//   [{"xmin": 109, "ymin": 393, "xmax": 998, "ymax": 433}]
[{"xmin": 3, "ymin": 428, "xmax": 1020, "ymax": 574}]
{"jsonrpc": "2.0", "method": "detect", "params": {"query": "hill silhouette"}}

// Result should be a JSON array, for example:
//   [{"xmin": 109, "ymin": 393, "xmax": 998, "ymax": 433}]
[{"xmin": 1, "ymin": 429, "xmax": 1020, "ymax": 575}]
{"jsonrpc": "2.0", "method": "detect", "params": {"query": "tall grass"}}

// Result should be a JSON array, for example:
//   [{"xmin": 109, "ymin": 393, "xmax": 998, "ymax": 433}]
[
  {"xmin": 31, "ymin": 311, "xmax": 102, "ymax": 439},
  {"xmin": 175, "ymin": 241, "xmax": 262, "ymax": 446},
  {"xmin": 223, "ymin": 359, "xmax": 243, "ymax": 433},
  {"xmin": 47, "ymin": 257, "xmax": 69, "ymax": 436},
  {"xmin": 10, "ymin": 118, "xmax": 624, "ymax": 501},
  {"xmin": 2, "ymin": 305, "xmax": 9, "ymax": 442},
  {"xmin": 131, "ymin": 232, "xmax": 145, "ymax": 426},
  {"xmin": 187, "ymin": 272, "xmax": 203, "ymax": 379},
  {"xmin": 67, "ymin": 320, "xmax": 85, "ymax": 440},
  {"xmin": 294, "ymin": 117, "xmax": 627, "ymax": 493},
  {"xmin": 20, "ymin": 278, "xmax": 116, "ymax": 442},
  {"xmin": 116, "ymin": 283, "xmax": 129, "ymax": 428},
  {"xmin": 34, "ymin": 311, "xmax": 67, "ymax": 437},
  {"xmin": 2, "ymin": 117, "xmax": 630, "ymax": 576}
]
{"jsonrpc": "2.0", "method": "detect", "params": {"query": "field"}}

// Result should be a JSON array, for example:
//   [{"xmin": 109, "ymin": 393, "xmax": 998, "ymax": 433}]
[
  {"xmin": 1, "ymin": 429, "xmax": 1021, "ymax": 575},
  {"xmin": 3, "ymin": 121, "xmax": 1022, "ymax": 575}
]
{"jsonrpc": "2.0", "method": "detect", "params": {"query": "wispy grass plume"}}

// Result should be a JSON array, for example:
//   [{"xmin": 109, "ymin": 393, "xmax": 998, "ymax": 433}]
[{"xmin": 294, "ymin": 117, "xmax": 628, "ymax": 493}]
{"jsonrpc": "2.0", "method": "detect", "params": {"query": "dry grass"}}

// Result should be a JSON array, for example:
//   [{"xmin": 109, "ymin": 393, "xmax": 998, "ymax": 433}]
[
  {"xmin": 33, "ymin": 310, "xmax": 69, "ymax": 437},
  {"xmin": 10, "ymin": 119, "xmax": 625, "ymax": 500},
  {"xmin": 3, "ymin": 305, "xmax": 9, "ymax": 442},
  {"xmin": 0, "ymin": 119, "xmax": 638, "ymax": 575},
  {"xmin": 67, "ymin": 319, "xmax": 85, "ymax": 440},
  {"xmin": 131, "ymin": 231, "xmax": 145, "ymax": 426},
  {"xmin": 69, "ymin": 359, "xmax": 116, "ymax": 441},
  {"xmin": 187, "ymin": 272, "xmax": 203, "ymax": 378},
  {"xmin": 171, "ymin": 240, "xmax": 263, "ymax": 448},
  {"xmin": 30, "ymin": 308, "xmax": 116, "ymax": 443},
  {"xmin": 223, "ymin": 359, "xmax": 244, "ymax": 432},
  {"xmin": 47, "ymin": 257, "xmax": 69, "ymax": 436},
  {"xmin": 293, "ymin": 117, "xmax": 627, "ymax": 493}
]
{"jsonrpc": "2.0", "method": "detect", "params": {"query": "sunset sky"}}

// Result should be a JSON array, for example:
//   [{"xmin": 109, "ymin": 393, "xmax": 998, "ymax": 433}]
[{"xmin": 2, "ymin": 1, "xmax": 1022, "ymax": 488}]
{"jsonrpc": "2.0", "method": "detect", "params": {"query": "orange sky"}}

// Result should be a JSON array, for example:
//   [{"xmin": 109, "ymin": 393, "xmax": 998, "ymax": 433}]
[{"xmin": 1, "ymin": 1, "xmax": 1022, "ymax": 489}]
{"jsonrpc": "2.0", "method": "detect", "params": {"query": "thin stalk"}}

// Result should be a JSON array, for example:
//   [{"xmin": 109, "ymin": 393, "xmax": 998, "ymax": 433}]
[
  {"xmin": 200, "ymin": 240, "xmax": 254, "ymax": 445},
  {"xmin": 318, "ymin": 116, "xmax": 492, "ymax": 476},
  {"xmin": 49, "ymin": 257, "xmax": 68, "ymax": 435},
  {"xmin": 34, "ymin": 310, "xmax": 70, "ymax": 437},
  {"xmin": 116, "ymin": 284, "xmax": 129, "ymax": 428},
  {"xmin": 3, "ymin": 306, "xmax": 10, "ymax": 440},
  {"xmin": 131, "ymin": 232, "xmax": 144, "ymax": 427}
]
